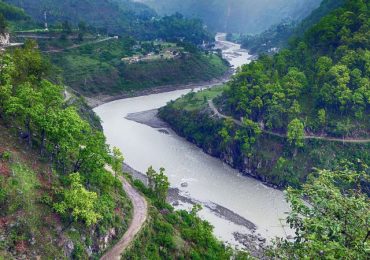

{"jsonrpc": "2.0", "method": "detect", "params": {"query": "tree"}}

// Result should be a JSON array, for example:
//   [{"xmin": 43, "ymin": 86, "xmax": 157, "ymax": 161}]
[
  {"xmin": 287, "ymin": 118, "xmax": 305, "ymax": 149},
  {"xmin": 218, "ymin": 118, "xmax": 234, "ymax": 147},
  {"xmin": 112, "ymin": 146, "xmax": 124, "ymax": 178},
  {"xmin": 272, "ymin": 164, "xmax": 370, "ymax": 259},
  {"xmin": 235, "ymin": 119, "xmax": 261, "ymax": 156},
  {"xmin": 146, "ymin": 166, "xmax": 170, "ymax": 203},
  {"xmin": 54, "ymin": 173, "xmax": 102, "ymax": 226}
]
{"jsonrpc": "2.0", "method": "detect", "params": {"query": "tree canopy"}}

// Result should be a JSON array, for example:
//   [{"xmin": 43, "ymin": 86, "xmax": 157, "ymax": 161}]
[{"xmin": 272, "ymin": 163, "xmax": 370, "ymax": 259}]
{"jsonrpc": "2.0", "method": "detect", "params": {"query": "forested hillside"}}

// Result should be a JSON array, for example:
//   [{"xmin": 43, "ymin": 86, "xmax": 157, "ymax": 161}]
[
  {"xmin": 160, "ymin": 0, "xmax": 370, "ymax": 188},
  {"xmin": 0, "ymin": 40, "xmax": 134, "ymax": 258},
  {"xmin": 4, "ymin": 0, "xmax": 213, "ymax": 44},
  {"xmin": 240, "ymin": 0, "xmax": 345, "ymax": 54},
  {"xmin": 137, "ymin": 0, "xmax": 321, "ymax": 34}
]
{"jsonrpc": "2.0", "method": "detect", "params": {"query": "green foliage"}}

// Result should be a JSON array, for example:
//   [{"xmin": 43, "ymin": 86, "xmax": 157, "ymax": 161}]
[
  {"xmin": 241, "ymin": 0, "xmax": 345, "ymax": 54},
  {"xmin": 54, "ymin": 173, "xmax": 101, "ymax": 226},
  {"xmin": 0, "ymin": 1, "xmax": 28, "ymax": 22},
  {"xmin": 6, "ymin": 0, "xmax": 212, "ymax": 44},
  {"xmin": 287, "ymin": 119, "xmax": 305, "ymax": 148},
  {"xmin": 112, "ymin": 146, "xmax": 124, "ymax": 178},
  {"xmin": 225, "ymin": 0, "xmax": 369, "ymax": 137},
  {"xmin": 125, "ymin": 178, "xmax": 242, "ymax": 259},
  {"xmin": 159, "ymin": 0, "xmax": 370, "ymax": 189},
  {"xmin": 49, "ymin": 39, "xmax": 228, "ymax": 95},
  {"xmin": 0, "ymin": 41, "xmax": 131, "ymax": 238},
  {"xmin": 1, "ymin": 150, "xmax": 11, "ymax": 161},
  {"xmin": 272, "ymin": 164, "xmax": 370, "ymax": 259},
  {"xmin": 146, "ymin": 166, "xmax": 170, "ymax": 203}
]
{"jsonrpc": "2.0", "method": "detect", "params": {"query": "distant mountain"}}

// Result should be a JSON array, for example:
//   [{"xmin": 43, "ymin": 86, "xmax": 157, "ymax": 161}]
[
  {"xmin": 135, "ymin": 0, "xmax": 322, "ymax": 34},
  {"xmin": 4, "ymin": 0, "xmax": 213, "ymax": 44},
  {"xmin": 4, "ymin": 0, "xmax": 156, "ymax": 34},
  {"xmin": 241, "ymin": 0, "xmax": 345, "ymax": 54}
]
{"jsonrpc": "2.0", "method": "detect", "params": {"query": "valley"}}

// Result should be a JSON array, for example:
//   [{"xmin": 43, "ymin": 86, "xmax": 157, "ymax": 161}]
[
  {"xmin": 0, "ymin": 0, "xmax": 369, "ymax": 259},
  {"xmin": 94, "ymin": 35, "xmax": 292, "ymax": 251}
]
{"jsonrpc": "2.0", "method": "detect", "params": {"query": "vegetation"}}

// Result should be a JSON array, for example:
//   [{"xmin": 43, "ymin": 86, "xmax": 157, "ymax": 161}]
[
  {"xmin": 123, "ymin": 172, "xmax": 251, "ymax": 259},
  {"xmin": 46, "ymin": 38, "xmax": 228, "ymax": 96},
  {"xmin": 224, "ymin": 0, "xmax": 369, "ymax": 137},
  {"xmin": 5, "ymin": 0, "xmax": 213, "ymax": 45},
  {"xmin": 271, "ymin": 164, "xmax": 370, "ymax": 259},
  {"xmin": 0, "ymin": 40, "xmax": 132, "ymax": 257},
  {"xmin": 240, "ymin": 0, "xmax": 345, "ymax": 54},
  {"xmin": 160, "ymin": 0, "xmax": 370, "ymax": 188}
]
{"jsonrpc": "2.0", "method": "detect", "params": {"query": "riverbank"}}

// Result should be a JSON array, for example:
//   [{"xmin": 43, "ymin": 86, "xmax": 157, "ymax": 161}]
[
  {"xmin": 121, "ymin": 161, "xmax": 267, "ymax": 257},
  {"xmin": 85, "ymin": 69, "xmax": 233, "ymax": 108}
]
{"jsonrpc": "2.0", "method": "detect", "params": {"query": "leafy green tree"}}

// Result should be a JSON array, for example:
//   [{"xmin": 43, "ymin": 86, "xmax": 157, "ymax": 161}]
[
  {"xmin": 12, "ymin": 40, "xmax": 50, "ymax": 83},
  {"xmin": 54, "ymin": 173, "xmax": 102, "ymax": 226},
  {"xmin": 146, "ymin": 166, "xmax": 170, "ymax": 203},
  {"xmin": 235, "ymin": 119, "xmax": 261, "ymax": 156},
  {"xmin": 112, "ymin": 146, "xmax": 124, "ymax": 178},
  {"xmin": 218, "ymin": 118, "xmax": 234, "ymax": 147},
  {"xmin": 287, "ymin": 118, "xmax": 305, "ymax": 149},
  {"xmin": 272, "ymin": 165, "xmax": 370, "ymax": 259}
]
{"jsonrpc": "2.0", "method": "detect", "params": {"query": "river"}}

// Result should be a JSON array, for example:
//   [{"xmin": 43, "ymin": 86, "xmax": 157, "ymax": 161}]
[{"xmin": 94, "ymin": 33, "xmax": 292, "ymax": 250}]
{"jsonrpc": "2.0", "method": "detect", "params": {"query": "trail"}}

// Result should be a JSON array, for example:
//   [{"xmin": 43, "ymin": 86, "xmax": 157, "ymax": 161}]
[
  {"xmin": 208, "ymin": 100, "xmax": 370, "ymax": 144},
  {"xmin": 101, "ymin": 171, "xmax": 148, "ymax": 260},
  {"xmin": 43, "ymin": 37, "xmax": 115, "ymax": 53}
]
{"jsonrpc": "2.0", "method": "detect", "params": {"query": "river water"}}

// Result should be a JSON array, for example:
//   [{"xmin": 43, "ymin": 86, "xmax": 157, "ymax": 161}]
[{"xmin": 94, "ymin": 33, "xmax": 291, "ymax": 249}]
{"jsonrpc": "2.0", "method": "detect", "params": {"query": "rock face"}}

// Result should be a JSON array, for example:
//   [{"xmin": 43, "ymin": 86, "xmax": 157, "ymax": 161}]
[{"xmin": 0, "ymin": 33, "xmax": 10, "ymax": 46}]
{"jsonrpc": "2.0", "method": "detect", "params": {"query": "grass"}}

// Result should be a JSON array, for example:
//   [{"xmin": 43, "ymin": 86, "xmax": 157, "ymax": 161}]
[{"xmin": 172, "ymin": 85, "xmax": 228, "ymax": 111}]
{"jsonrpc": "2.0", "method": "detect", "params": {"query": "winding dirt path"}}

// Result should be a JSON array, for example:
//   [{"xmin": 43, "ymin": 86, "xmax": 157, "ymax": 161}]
[
  {"xmin": 208, "ymin": 100, "xmax": 370, "ymax": 144},
  {"xmin": 101, "ymin": 174, "xmax": 148, "ymax": 260}
]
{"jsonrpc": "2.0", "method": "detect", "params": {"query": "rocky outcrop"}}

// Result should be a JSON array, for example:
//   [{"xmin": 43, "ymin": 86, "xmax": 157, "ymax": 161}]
[{"xmin": 0, "ymin": 33, "xmax": 10, "ymax": 46}]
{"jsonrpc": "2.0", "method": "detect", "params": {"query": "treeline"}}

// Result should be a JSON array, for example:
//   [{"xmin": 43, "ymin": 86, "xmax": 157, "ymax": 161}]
[{"xmin": 0, "ymin": 41, "xmax": 128, "ymax": 236}]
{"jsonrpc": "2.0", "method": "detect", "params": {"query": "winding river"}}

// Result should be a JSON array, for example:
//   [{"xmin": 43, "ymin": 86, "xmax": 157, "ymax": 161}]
[{"xmin": 94, "ymin": 33, "xmax": 292, "ymax": 249}]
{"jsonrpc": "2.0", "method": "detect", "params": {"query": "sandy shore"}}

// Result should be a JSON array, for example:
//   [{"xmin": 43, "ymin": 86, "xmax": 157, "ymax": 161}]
[{"xmin": 125, "ymin": 109, "xmax": 168, "ymax": 129}]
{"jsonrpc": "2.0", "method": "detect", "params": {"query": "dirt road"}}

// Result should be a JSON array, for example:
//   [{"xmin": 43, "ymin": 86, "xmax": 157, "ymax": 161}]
[
  {"xmin": 101, "ymin": 175, "xmax": 148, "ymax": 260},
  {"xmin": 208, "ymin": 100, "xmax": 370, "ymax": 144}
]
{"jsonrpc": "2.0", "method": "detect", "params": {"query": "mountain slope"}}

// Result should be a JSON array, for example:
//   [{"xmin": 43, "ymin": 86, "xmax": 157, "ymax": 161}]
[
  {"xmin": 241, "ymin": 0, "xmax": 346, "ymax": 54},
  {"xmin": 136, "ymin": 0, "xmax": 322, "ymax": 34},
  {"xmin": 5, "ymin": 0, "xmax": 156, "ymax": 34}
]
